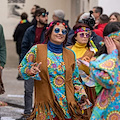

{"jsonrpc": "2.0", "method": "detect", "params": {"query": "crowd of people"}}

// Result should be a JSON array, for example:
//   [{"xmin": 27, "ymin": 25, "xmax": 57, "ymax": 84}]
[{"xmin": 0, "ymin": 4, "xmax": 120, "ymax": 120}]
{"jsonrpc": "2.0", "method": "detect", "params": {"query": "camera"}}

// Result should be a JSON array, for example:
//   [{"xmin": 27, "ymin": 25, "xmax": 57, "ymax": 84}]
[{"xmin": 79, "ymin": 11, "xmax": 95, "ymax": 30}]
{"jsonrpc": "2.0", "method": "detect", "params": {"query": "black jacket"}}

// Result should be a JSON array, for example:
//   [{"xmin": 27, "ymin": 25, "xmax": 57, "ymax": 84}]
[
  {"xmin": 20, "ymin": 24, "xmax": 47, "ymax": 62},
  {"xmin": 13, "ymin": 21, "xmax": 31, "ymax": 55}
]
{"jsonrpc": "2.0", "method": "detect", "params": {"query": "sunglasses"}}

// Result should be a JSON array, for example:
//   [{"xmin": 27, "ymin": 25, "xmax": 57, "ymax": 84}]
[
  {"xmin": 41, "ymin": 12, "xmax": 49, "ymax": 17},
  {"xmin": 79, "ymin": 33, "xmax": 90, "ymax": 38},
  {"xmin": 54, "ymin": 28, "xmax": 67, "ymax": 35}
]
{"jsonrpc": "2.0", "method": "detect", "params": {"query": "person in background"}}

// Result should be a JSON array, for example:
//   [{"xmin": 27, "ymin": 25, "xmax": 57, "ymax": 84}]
[
  {"xmin": 67, "ymin": 23, "xmax": 96, "ymax": 119},
  {"xmin": 66, "ymin": 12, "xmax": 85, "ymax": 47},
  {"xmin": 0, "ymin": 24, "xmax": 7, "ymax": 106},
  {"xmin": 13, "ymin": 12, "xmax": 31, "ymax": 80},
  {"xmin": 52, "ymin": 9, "xmax": 71, "ymax": 32},
  {"xmin": 66, "ymin": 12, "xmax": 103, "ymax": 50},
  {"xmin": 30, "ymin": 4, "xmax": 40, "ymax": 25},
  {"xmin": 92, "ymin": 6, "xmax": 103, "ymax": 28},
  {"xmin": 90, "ymin": 22, "xmax": 120, "ymax": 120},
  {"xmin": 93, "ymin": 14, "xmax": 109, "ymax": 38},
  {"xmin": 109, "ymin": 12, "xmax": 120, "ymax": 22},
  {"xmin": 16, "ymin": 8, "xmax": 48, "ymax": 120},
  {"xmin": 18, "ymin": 20, "xmax": 91, "ymax": 120}
]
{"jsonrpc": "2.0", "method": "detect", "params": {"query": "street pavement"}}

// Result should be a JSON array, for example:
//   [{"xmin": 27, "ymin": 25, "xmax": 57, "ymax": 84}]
[
  {"xmin": 0, "ymin": 68, "xmax": 24, "ymax": 120},
  {"xmin": 0, "ymin": 41, "xmax": 25, "ymax": 120}
]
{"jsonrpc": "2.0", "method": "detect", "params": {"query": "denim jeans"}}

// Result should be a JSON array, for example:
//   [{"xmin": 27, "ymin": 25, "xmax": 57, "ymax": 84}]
[{"xmin": 24, "ymin": 78, "xmax": 34, "ymax": 115}]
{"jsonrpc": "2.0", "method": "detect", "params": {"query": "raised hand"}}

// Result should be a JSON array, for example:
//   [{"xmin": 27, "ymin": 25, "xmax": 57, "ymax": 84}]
[
  {"xmin": 30, "ymin": 62, "xmax": 42, "ymax": 76},
  {"xmin": 104, "ymin": 36, "xmax": 116, "ymax": 54}
]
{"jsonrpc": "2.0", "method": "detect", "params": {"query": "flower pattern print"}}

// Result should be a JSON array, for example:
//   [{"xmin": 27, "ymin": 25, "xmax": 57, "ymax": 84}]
[
  {"xmin": 19, "ymin": 46, "xmax": 90, "ymax": 119},
  {"xmin": 90, "ymin": 49, "xmax": 120, "ymax": 120}
]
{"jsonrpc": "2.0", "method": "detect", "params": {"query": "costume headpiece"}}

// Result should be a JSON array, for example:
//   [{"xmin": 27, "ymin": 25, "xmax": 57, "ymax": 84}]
[
  {"xmin": 74, "ymin": 27, "xmax": 90, "ymax": 34},
  {"xmin": 108, "ymin": 30, "xmax": 120, "ymax": 39},
  {"xmin": 46, "ymin": 21, "xmax": 68, "ymax": 30},
  {"xmin": 98, "ymin": 30, "xmax": 120, "ymax": 47}
]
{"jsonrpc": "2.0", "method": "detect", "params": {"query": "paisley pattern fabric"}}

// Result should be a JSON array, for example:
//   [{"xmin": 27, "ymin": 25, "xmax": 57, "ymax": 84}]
[
  {"xmin": 19, "ymin": 45, "xmax": 90, "ymax": 119},
  {"xmin": 90, "ymin": 49, "xmax": 120, "ymax": 120}
]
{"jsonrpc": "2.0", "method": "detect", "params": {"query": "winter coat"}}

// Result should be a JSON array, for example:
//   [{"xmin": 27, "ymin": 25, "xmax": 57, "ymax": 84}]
[{"xmin": 93, "ymin": 23, "xmax": 108, "ymax": 38}]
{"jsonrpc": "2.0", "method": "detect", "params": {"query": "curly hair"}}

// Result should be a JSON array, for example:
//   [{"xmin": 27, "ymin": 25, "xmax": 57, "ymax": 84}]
[
  {"xmin": 95, "ymin": 22, "xmax": 120, "ymax": 56},
  {"xmin": 45, "ymin": 20, "xmax": 68, "ymax": 47}
]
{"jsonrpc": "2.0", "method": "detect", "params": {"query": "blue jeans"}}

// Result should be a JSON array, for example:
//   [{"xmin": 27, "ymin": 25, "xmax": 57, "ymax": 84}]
[{"xmin": 24, "ymin": 78, "xmax": 34, "ymax": 115}]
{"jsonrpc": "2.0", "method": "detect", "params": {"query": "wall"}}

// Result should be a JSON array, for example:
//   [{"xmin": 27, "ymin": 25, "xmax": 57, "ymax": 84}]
[
  {"xmin": 98, "ymin": 0, "xmax": 120, "ymax": 16},
  {"xmin": 0, "ymin": 0, "xmax": 71, "ymax": 40}
]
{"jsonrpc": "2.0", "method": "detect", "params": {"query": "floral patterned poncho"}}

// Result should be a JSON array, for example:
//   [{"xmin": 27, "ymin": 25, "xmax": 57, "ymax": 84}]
[
  {"xmin": 19, "ymin": 45, "xmax": 91, "ymax": 119},
  {"xmin": 90, "ymin": 49, "xmax": 120, "ymax": 120}
]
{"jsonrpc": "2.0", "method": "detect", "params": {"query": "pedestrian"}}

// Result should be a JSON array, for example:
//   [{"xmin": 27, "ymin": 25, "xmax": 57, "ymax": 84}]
[
  {"xmin": 66, "ymin": 12, "xmax": 103, "ymax": 50},
  {"xmin": 52, "ymin": 9, "xmax": 71, "ymax": 32},
  {"xmin": 67, "ymin": 23, "xmax": 96, "ymax": 119},
  {"xmin": 109, "ymin": 12, "xmax": 120, "ymax": 22},
  {"xmin": 30, "ymin": 5, "xmax": 40, "ymax": 25},
  {"xmin": 93, "ymin": 14, "xmax": 109, "ymax": 38},
  {"xmin": 90, "ymin": 22, "xmax": 120, "ymax": 119},
  {"xmin": 0, "ymin": 24, "xmax": 7, "ymax": 106},
  {"xmin": 92, "ymin": 6, "xmax": 103, "ymax": 28},
  {"xmin": 16, "ymin": 8, "xmax": 48, "ymax": 120},
  {"xmin": 13, "ymin": 12, "xmax": 31, "ymax": 80},
  {"xmin": 18, "ymin": 20, "xmax": 92, "ymax": 120}
]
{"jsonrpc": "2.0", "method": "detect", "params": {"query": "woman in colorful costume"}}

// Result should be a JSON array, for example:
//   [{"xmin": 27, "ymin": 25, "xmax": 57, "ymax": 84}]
[
  {"xmin": 67, "ymin": 23, "xmax": 96, "ymax": 111},
  {"xmin": 18, "ymin": 21, "xmax": 92, "ymax": 120},
  {"xmin": 90, "ymin": 22, "xmax": 120, "ymax": 119}
]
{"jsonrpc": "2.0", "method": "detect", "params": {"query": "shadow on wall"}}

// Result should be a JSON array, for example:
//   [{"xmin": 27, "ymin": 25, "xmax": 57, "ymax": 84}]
[{"xmin": 5, "ymin": 40, "xmax": 19, "ymax": 68}]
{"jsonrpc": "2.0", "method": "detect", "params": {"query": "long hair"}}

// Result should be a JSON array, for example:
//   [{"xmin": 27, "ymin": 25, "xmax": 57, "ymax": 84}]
[
  {"xmin": 45, "ymin": 20, "xmax": 68, "ymax": 47},
  {"xmin": 72, "ymin": 23, "xmax": 91, "ymax": 48},
  {"xmin": 109, "ymin": 12, "xmax": 120, "ymax": 22},
  {"xmin": 95, "ymin": 22, "xmax": 120, "ymax": 56}
]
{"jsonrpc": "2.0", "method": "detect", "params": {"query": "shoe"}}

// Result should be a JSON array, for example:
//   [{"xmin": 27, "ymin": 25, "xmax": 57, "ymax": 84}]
[
  {"xmin": 16, "ymin": 114, "xmax": 30, "ymax": 120},
  {"xmin": 16, "ymin": 75, "xmax": 24, "ymax": 80}
]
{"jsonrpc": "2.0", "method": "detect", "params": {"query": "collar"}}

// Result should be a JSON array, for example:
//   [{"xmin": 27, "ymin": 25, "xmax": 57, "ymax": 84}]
[
  {"xmin": 47, "ymin": 41, "xmax": 63, "ymax": 53},
  {"xmin": 74, "ymin": 41, "xmax": 87, "ymax": 48}
]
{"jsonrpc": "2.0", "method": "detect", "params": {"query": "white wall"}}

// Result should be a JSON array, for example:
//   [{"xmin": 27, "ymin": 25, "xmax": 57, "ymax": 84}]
[
  {"xmin": 0, "ymin": 0, "xmax": 71, "ymax": 40},
  {"xmin": 98, "ymin": 0, "xmax": 120, "ymax": 16}
]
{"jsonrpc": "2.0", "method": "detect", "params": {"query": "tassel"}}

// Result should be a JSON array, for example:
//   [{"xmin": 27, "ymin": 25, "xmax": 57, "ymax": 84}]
[{"xmin": 27, "ymin": 104, "xmax": 36, "ymax": 120}]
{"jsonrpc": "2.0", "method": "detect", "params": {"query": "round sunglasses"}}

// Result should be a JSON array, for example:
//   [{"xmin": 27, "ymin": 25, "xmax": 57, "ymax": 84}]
[
  {"xmin": 54, "ymin": 28, "xmax": 67, "ymax": 35},
  {"xmin": 41, "ymin": 12, "xmax": 49, "ymax": 17},
  {"xmin": 79, "ymin": 33, "xmax": 90, "ymax": 38}
]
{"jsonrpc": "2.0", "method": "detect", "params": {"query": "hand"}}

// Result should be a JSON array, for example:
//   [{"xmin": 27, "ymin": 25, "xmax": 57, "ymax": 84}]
[
  {"xmin": 90, "ymin": 57, "xmax": 96, "ymax": 61},
  {"xmin": 104, "ymin": 36, "xmax": 117, "ymax": 54},
  {"xmin": 77, "ymin": 59, "xmax": 81, "ymax": 67},
  {"xmin": 78, "ymin": 95, "xmax": 90, "ymax": 109},
  {"xmin": 0, "ymin": 66, "xmax": 3, "ymax": 70},
  {"xmin": 30, "ymin": 62, "xmax": 42, "ymax": 76}
]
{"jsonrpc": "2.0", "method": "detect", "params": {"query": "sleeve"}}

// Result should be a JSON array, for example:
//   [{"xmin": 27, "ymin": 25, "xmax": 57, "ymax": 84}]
[
  {"xmin": 90, "ymin": 49, "xmax": 119, "ymax": 89},
  {"xmin": 20, "ymin": 29, "xmax": 30, "ymax": 62},
  {"xmin": 73, "ymin": 61, "xmax": 87, "ymax": 101},
  {"xmin": 13, "ymin": 25, "xmax": 19, "ymax": 41},
  {"xmin": 0, "ymin": 25, "xmax": 6, "ymax": 68},
  {"xmin": 73, "ymin": 59, "xmax": 92, "ymax": 109},
  {"xmin": 18, "ymin": 45, "xmax": 41, "ymax": 80}
]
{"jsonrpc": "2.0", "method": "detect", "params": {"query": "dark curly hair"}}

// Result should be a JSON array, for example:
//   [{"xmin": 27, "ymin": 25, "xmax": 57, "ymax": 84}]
[
  {"xmin": 95, "ymin": 22, "xmax": 120, "ymax": 56},
  {"xmin": 72, "ymin": 23, "xmax": 91, "ymax": 47},
  {"xmin": 45, "ymin": 20, "xmax": 68, "ymax": 47}
]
